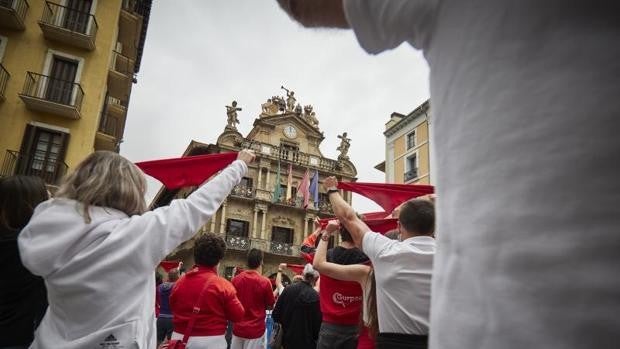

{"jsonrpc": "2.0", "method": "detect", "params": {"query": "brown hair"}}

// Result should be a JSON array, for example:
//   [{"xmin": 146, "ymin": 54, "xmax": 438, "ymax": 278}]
[
  {"xmin": 398, "ymin": 199, "xmax": 435, "ymax": 236},
  {"xmin": 366, "ymin": 269, "xmax": 379, "ymax": 338},
  {"xmin": 55, "ymin": 151, "xmax": 147, "ymax": 223},
  {"xmin": 194, "ymin": 233, "xmax": 227, "ymax": 267},
  {"xmin": 0, "ymin": 175, "xmax": 48, "ymax": 233}
]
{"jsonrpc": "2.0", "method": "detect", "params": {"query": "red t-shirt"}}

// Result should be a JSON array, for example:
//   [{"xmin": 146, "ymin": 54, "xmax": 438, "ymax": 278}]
[
  {"xmin": 170, "ymin": 266, "xmax": 245, "ymax": 336},
  {"xmin": 232, "ymin": 270, "xmax": 276, "ymax": 339},
  {"xmin": 320, "ymin": 274, "xmax": 364, "ymax": 325}
]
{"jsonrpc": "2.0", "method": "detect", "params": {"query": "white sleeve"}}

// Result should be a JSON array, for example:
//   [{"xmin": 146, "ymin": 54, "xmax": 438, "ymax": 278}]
[
  {"xmin": 124, "ymin": 160, "xmax": 247, "ymax": 267},
  {"xmin": 362, "ymin": 231, "xmax": 398, "ymax": 261},
  {"xmin": 343, "ymin": 0, "xmax": 436, "ymax": 54}
]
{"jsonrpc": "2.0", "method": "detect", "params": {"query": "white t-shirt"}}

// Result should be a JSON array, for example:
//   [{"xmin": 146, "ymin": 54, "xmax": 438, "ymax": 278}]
[
  {"xmin": 362, "ymin": 233, "xmax": 435, "ymax": 335},
  {"xmin": 345, "ymin": 1, "xmax": 620, "ymax": 348}
]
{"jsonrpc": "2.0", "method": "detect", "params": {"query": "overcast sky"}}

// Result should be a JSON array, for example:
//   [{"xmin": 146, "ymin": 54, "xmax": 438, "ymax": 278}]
[{"xmin": 120, "ymin": 1, "xmax": 430, "ymax": 213}]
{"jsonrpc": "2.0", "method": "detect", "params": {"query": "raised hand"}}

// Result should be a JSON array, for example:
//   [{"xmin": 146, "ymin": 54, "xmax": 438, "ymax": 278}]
[
  {"xmin": 325, "ymin": 220, "xmax": 340, "ymax": 233},
  {"xmin": 237, "ymin": 149, "xmax": 256, "ymax": 165},
  {"xmin": 323, "ymin": 176, "xmax": 338, "ymax": 190}
]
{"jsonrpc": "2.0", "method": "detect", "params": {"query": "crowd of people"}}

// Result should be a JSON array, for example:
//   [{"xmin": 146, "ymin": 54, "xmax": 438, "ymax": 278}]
[
  {"xmin": 1, "ymin": 1, "xmax": 618, "ymax": 349},
  {"xmin": 0, "ymin": 148, "xmax": 436, "ymax": 349}
]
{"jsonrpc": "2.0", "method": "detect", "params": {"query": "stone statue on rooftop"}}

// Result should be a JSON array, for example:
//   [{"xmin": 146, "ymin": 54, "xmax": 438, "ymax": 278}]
[
  {"xmin": 281, "ymin": 86, "xmax": 296, "ymax": 111},
  {"xmin": 225, "ymin": 100, "xmax": 242, "ymax": 129},
  {"xmin": 337, "ymin": 132, "xmax": 351, "ymax": 159},
  {"xmin": 303, "ymin": 105, "xmax": 319, "ymax": 128}
]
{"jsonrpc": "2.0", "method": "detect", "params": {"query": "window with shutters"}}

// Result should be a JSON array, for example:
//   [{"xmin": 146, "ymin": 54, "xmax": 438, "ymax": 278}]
[{"xmin": 17, "ymin": 124, "xmax": 69, "ymax": 184}]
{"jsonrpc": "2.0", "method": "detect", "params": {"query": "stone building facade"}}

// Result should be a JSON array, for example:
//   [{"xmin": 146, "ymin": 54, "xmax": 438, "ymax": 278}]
[{"xmin": 151, "ymin": 92, "xmax": 357, "ymax": 282}]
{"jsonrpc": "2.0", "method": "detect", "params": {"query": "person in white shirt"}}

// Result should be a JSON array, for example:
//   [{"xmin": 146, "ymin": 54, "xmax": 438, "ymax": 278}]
[
  {"xmin": 18, "ymin": 149, "xmax": 255, "ymax": 349},
  {"xmin": 276, "ymin": 1, "xmax": 620, "ymax": 348},
  {"xmin": 323, "ymin": 176, "xmax": 435, "ymax": 349}
]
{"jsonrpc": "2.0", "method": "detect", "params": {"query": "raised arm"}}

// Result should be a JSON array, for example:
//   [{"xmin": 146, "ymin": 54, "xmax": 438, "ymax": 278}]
[
  {"xmin": 129, "ymin": 150, "xmax": 255, "ymax": 267},
  {"xmin": 313, "ymin": 220, "xmax": 370, "ymax": 283},
  {"xmin": 276, "ymin": 0, "xmax": 350, "ymax": 29},
  {"xmin": 324, "ymin": 176, "xmax": 370, "ymax": 249}
]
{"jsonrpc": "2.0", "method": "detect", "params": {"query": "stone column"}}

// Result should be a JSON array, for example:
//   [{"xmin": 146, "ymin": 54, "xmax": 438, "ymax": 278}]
[
  {"xmin": 219, "ymin": 201, "xmax": 227, "ymax": 235},
  {"xmin": 257, "ymin": 168, "xmax": 263, "ymax": 189},
  {"xmin": 265, "ymin": 169, "xmax": 271, "ymax": 190},
  {"xmin": 303, "ymin": 217, "xmax": 309, "ymax": 238},
  {"xmin": 261, "ymin": 210, "xmax": 267, "ymax": 240},
  {"xmin": 210, "ymin": 209, "xmax": 217, "ymax": 233},
  {"xmin": 253, "ymin": 207, "xmax": 259, "ymax": 238}
]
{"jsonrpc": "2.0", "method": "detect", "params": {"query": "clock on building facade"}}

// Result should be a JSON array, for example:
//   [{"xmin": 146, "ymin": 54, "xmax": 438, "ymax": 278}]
[{"xmin": 283, "ymin": 125, "xmax": 297, "ymax": 139}]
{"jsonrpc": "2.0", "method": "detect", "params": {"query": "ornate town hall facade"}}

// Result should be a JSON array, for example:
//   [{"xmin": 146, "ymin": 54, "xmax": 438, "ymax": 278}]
[{"xmin": 152, "ymin": 89, "xmax": 357, "ymax": 281}]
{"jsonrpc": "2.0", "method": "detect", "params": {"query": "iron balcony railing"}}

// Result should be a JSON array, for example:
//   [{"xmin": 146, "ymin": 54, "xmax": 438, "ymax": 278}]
[
  {"xmin": 224, "ymin": 235, "xmax": 251, "ymax": 251},
  {"xmin": 21, "ymin": 72, "xmax": 84, "ymax": 110},
  {"xmin": 231, "ymin": 185, "xmax": 254, "ymax": 199},
  {"xmin": 216, "ymin": 233, "xmax": 299, "ymax": 257},
  {"xmin": 41, "ymin": 1, "xmax": 97, "ymax": 37},
  {"xmin": 0, "ymin": 0, "xmax": 29, "ymax": 26},
  {"xmin": 1, "ymin": 150, "xmax": 68, "ymax": 185},
  {"xmin": 110, "ymin": 51, "xmax": 135, "ymax": 78},
  {"xmin": 404, "ymin": 168, "xmax": 418, "ymax": 182},
  {"xmin": 270, "ymin": 241, "xmax": 294, "ymax": 256},
  {"xmin": 98, "ymin": 113, "xmax": 122, "ymax": 139},
  {"xmin": 0, "ymin": 64, "xmax": 8, "ymax": 100}
]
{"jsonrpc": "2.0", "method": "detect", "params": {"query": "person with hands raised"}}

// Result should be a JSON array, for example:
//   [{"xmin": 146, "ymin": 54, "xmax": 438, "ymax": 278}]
[
  {"xmin": 309, "ymin": 209, "xmax": 370, "ymax": 349},
  {"xmin": 324, "ymin": 176, "xmax": 435, "ymax": 349},
  {"xmin": 17, "ymin": 149, "xmax": 255, "ymax": 349}
]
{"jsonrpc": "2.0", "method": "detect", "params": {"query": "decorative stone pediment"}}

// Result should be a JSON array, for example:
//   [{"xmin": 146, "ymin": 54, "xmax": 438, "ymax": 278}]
[{"xmin": 272, "ymin": 215, "xmax": 296, "ymax": 227}]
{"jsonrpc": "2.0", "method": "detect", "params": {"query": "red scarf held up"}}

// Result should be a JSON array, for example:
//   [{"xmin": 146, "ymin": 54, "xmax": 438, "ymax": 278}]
[
  {"xmin": 319, "ymin": 212, "xmax": 397, "ymax": 235},
  {"xmin": 135, "ymin": 152, "xmax": 238, "ymax": 189},
  {"xmin": 286, "ymin": 264, "xmax": 306, "ymax": 275},
  {"xmin": 337, "ymin": 182, "xmax": 434, "ymax": 213},
  {"xmin": 159, "ymin": 261, "xmax": 181, "ymax": 272}
]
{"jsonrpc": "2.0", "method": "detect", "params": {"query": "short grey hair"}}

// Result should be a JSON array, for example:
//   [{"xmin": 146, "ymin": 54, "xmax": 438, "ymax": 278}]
[{"xmin": 56, "ymin": 151, "xmax": 147, "ymax": 223}]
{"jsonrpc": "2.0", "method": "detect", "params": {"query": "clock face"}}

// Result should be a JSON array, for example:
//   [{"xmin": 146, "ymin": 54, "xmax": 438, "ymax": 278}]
[{"xmin": 283, "ymin": 125, "xmax": 297, "ymax": 139}]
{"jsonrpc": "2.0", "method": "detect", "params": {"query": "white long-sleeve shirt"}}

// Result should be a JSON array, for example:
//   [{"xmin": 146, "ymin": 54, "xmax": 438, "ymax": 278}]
[{"xmin": 18, "ymin": 160, "xmax": 247, "ymax": 349}]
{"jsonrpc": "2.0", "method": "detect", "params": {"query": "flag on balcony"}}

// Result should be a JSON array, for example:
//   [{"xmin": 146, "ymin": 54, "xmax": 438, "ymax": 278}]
[
  {"xmin": 297, "ymin": 169, "xmax": 311, "ymax": 208},
  {"xmin": 286, "ymin": 163, "xmax": 293, "ymax": 200},
  {"xmin": 309, "ymin": 170, "xmax": 319, "ymax": 209},
  {"xmin": 336, "ymin": 182, "xmax": 435, "ymax": 214},
  {"xmin": 272, "ymin": 160, "xmax": 282, "ymax": 203},
  {"xmin": 136, "ymin": 152, "xmax": 238, "ymax": 189}
]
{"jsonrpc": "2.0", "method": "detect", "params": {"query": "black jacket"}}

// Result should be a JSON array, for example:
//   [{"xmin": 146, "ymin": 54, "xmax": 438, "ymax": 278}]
[
  {"xmin": 0, "ymin": 230, "xmax": 48, "ymax": 346},
  {"xmin": 272, "ymin": 281, "xmax": 321, "ymax": 349}
]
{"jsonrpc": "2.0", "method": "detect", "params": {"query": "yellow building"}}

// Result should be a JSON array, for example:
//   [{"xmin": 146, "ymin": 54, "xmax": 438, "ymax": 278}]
[
  {"xmin": 375, "ymin": 99, "xmax": 433, "ymax": 185},
  {"xmin": 151, "ymin": 92, "xmax": 358, "ymax": 282},
  {"xmin": 0, "ymin": 0, "xmax": 151, "ymax": 187}
]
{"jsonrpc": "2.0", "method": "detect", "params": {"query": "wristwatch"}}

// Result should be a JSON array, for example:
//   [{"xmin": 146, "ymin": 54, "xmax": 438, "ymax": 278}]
[
  {"xmin": 321, "ymin": 233, "xmax": 331, "ymax": 241},
  {"xmin": 327, "ymin": 188, "xmax": 339, "ymax": 195}
]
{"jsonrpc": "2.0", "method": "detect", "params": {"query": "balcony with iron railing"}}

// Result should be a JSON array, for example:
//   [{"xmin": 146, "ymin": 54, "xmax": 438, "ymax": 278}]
[
  {"xmin": 224, "ymin": 234, "xmax": 251, "ymax": 251},
  {"xmin": 108, "ymin": 51, "xmax": 135, "ymax": 97},
  {"xmin": 231, "ymin": 185, "xmax": 254, "ymax": 199},
  {"xmin": 105, "ymin": 95, "xmax": 128, "ymax": 118},
  {"xmin": 0, "ymin": 150, "xmax": 68, "ymax": 185},
  {"xmin": 95, "ymin": 113, "xmax": 123, "ymax": 152},
  {"xmin": 39, "ymin": 1, "xmax": 97, "ymax": 50},
  {"xmin": 404, "ymin": 168, "xmax": 418, "ymax": 182},
  {"xmin": 19, "ymin": 72, "xmax": 84, "ymax": 119},
  {"xmin": 218, "ymin": 233, "xmax": 300, "ymax": 257},
  {"xmin": 119, "ymin": 0, "xmax": 144, "ymax": 61},
  {"xmin": 0, "ymin": 64, "xmax": 8, "ymax": 102},
  {"xmin": 0, "ymin": 0, "xmax": 28, "ymax": 30}
]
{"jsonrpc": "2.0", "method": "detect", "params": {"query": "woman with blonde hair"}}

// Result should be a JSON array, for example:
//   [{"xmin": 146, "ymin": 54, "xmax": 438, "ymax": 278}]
[{"xmin": 18, "ymin": 150, "xmax": 255, "ymax": 349}]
